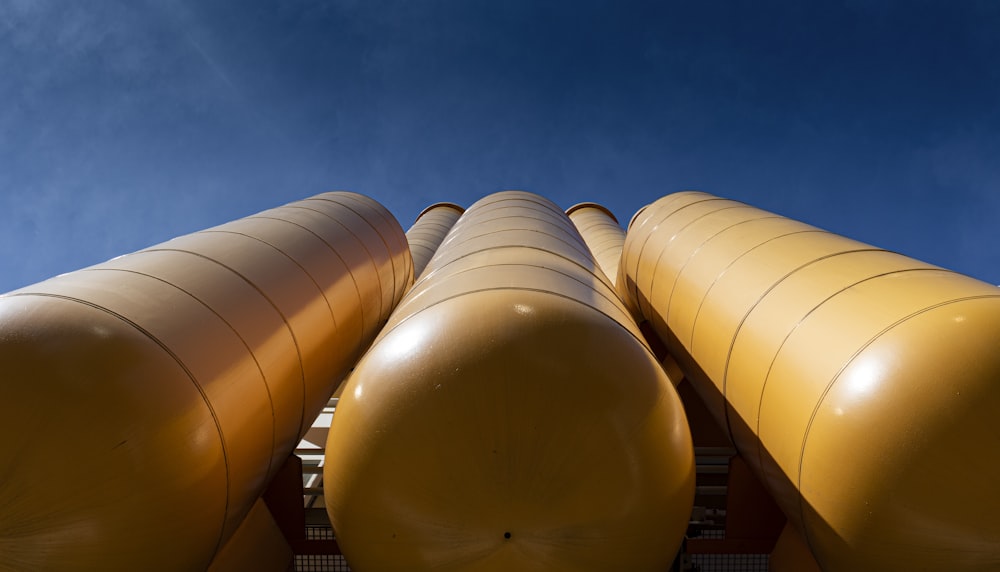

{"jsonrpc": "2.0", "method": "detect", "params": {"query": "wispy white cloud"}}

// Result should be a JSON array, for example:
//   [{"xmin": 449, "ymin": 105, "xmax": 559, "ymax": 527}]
[
  {"xmin": 2, "ymin": 1, "xmax": 999, "ymax": 293},
  {"xmin": 184, "ymin": 34, "xmax": 238, "ymax": 93}
]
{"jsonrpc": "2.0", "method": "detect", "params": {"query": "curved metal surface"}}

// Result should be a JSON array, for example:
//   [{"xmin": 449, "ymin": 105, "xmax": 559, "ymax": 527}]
[
  {"xmin": 566, "ymin": 202, "xmax": 626, "ymax": 286},
  {"xmin": 324, "ymin": 191, "xmax": 694, "ymax": 571},
  {"xmin": 406, "ymin": 202, "xmax": 464, "ymax": 279},
  {"xmin": 622, "ymin": 191, "xmax": 1000, "ymax": 571},
  {"xmin": 0, "ymin": 192, "xmax": 412, "ymax": 571}
]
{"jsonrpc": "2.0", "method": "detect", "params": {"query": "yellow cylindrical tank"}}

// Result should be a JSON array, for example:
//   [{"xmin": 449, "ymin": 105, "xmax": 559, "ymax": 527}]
[
  {"xmin": 0, "ymin": 192, "xmax": 412, "ymax": 571},
  {"xmin": 324, "ymin": 191, "xmax": 694, "ymax": 571},
  {"xmin": 622, "ymin": 191, "xmax": 1000, "ymax": 571},
  {"xmin": 566, "ymin": 202, "xmax": 626, "ymax": 286},
  {"xmin": 405, "ymin": 202, "xmax": 464, "ymax": 279}
]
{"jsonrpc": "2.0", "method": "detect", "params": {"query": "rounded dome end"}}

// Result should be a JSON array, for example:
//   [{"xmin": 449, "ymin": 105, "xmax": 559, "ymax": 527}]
[
  {"xmin": 0, "ymin": 296, "xmax": 227, "ymax": 571},
  {"xmin": 801, "ymin": 297, "xmax": 1000, "ymax": 570},
  {"xmin": 324, "ymin": 290, "xmax": 694, "ymax": 571}
]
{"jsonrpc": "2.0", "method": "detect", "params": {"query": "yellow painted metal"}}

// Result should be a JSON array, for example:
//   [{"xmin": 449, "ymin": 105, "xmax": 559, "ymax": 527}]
[
  {"xmin": 622, "ymin": 191, "xmax": 1000, "ymax": 571},
  {"xmin": 207, "ymin": 497, "xmax": 293, "ymax": 572},
  {"xmin": 566, "ymin": 202, "xmax": 626, "ymax": 286},
  {"xmin": 0, "ymin": 192, "xmax": 412, "ymax": 571},
  {"xmin": 406, "ymin": 202, "xmax": 464, "ymax": 279},
  {"xmin": 324, "ymin": 191, "xmax": 694, "ymax": 571},
  {"xmin": 769, "ymin": 522, "xmax": 821, "ymax": 572}
]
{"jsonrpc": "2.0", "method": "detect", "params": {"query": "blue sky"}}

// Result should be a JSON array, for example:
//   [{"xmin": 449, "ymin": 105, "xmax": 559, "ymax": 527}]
[{"xmin": 2, "ymin": 1, "xmax": 998, "ymax": 292}]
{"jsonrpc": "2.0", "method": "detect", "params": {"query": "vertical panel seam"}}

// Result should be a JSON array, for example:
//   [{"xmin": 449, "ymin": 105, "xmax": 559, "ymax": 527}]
[
  {"xmin": 4, "ymin": 291, "xmax": 232, "ymax": 560},
  {"xmin": 82, "ymin": 266, "xmax": 279, "ymax": 486},
  {"xmin": 795, "ymin": 290, "xmax": 1000, "ymax": 557},
  {"xmin": 146, "ymin": 244, "xmax": 311, "ymax": 438}
]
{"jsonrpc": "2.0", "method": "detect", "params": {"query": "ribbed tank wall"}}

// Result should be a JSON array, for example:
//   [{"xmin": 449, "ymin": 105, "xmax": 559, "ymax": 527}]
[
  {"xmin": 405, "ymin": 202, "xmax": 464, "ymax": 279},
  {"xmin": 0, "ymin": 192, "xmax": 412, "ymax": 571},
  {"xmin": 621, "ymin": 191, "xmax": 1000, "ymax": 571},
  {"xmin": 324, "ymin": 191, "xmax": 694, "ymax": 572},
  {"xmin": 565, "ymin": 202, "xmax": 626, "ymax": 286}
]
